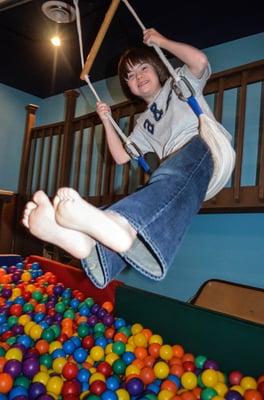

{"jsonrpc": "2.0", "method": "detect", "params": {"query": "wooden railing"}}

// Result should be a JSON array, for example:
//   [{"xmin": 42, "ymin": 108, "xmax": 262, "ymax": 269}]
[{"xmin": 13, "ymin": 60, "xmax": 264, "ymax": 256}]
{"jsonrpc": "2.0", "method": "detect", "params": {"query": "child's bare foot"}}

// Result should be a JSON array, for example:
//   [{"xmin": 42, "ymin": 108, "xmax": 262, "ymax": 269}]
[
  {"xmin": 22, "ymin": 190, "xmax": 95, "ymax": 259},
  {"xmin": 53, "ymin": 187, "xmax": 137, "ymax": 253}
]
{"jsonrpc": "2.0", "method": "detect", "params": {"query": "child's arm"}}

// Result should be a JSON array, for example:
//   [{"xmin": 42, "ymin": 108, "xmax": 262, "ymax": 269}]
[
  {"xmin": 96, "ymin": 101, "xmax": 131, "ymax": 165},
  {"xmin": 143, "ymin": 28, "xmax": 208, "ymax": 78}
]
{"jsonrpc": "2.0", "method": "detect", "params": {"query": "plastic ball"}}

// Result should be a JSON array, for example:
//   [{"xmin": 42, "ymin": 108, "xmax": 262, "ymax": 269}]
[
  {"xmin": 0, "ymin": 372, "xmax": 13, "ymax": 394},
  {"xmin": 126, "ymin": 377, "xmax": 144, "ymax": 396},
  {"xmin": 154, "ymin": 361, "xmax": 169, "ymax": 379},
  {"xmin": 201, "ymin": 369, "xmax": 219, "ymax": 387},
  {"xmin": 28, "ymin": 381, "xmax": 46, "ymax": 399},
  {"xmin": 181, "ymin": 371, "xmax": 198, "ymax": 390}
]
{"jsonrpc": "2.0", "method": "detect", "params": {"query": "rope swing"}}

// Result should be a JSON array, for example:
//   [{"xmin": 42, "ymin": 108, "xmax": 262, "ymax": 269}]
[{"xmin": 74, "ymin": 0, "xmax": 236, "ymax": 200}]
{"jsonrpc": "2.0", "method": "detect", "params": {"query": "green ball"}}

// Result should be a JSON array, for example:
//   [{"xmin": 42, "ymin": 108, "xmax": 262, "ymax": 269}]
[
  {"xmin": 39, "ymin": 353, "xmax": 53, "ymax": 369},
  {"xmin": 6, "ymin": 337, "xmax": 16, "ymax": 346},
  {"xmin": 55, "ymin": 302, "xmax": 66, "ymax": 313},
  {"xmin": 23, "ymin": 302, "xmax": 34, "ymax": 312},
  {"xmin": 85, "ymin": 298, "xmax": 94, "ymax": 307},
  {"xmin": 14, "ymin": 375, "xmax": 30, "ymax": 389},
  {"xmin": 195, "ymin": 354, "xmax": 207, "ymax": 369},
  {"xmin": 78, "ymin": 323, "xmax": 90, "ymax": 338},
  {"xmin": 201, "ymin": 388, "xmax": 218, "ymax": 400},
  {"xmin": 0, "ymin": 347, "xmax": 5, "ymax": 356},
  {"xmin": 32, "ymin": 290, "xmax": 43, "ymax": 302},
  {"xmin": 7, "ymin": 315, "xmax": 18, "ymax": 328},
  {"xmin": 94, "ymin": 322, "xmax": 105, "ymax": 334},
  {"xmin": 63, "ymin": 308, "xmax": 75, "ymax": 319},
  {"xmin": 112, "ymin": 341, "xmax": 126, "ymax": 356},
  {"xmin": 50, "ymin": 324, "xmax": 61, "ymax": 338},
  {"xmin": 118, "ymin": 326, "xmax": 131, "ymax": 337},
  {"xmin": 112, "ymin": 358, "xmax": 126, "ymax": 375},
  {"xmin": 41, "ymin": 327, "xmax": 56, "ymax": 342}
]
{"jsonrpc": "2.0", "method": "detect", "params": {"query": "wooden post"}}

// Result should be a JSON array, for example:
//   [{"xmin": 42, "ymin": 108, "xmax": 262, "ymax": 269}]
[
  {"xmin": 58, "ymin": 89, "xmax": 79, "ymax": 187},
  {"xmin": 18, "ymin": 104, "xmax": 39, "ymax": 196}
]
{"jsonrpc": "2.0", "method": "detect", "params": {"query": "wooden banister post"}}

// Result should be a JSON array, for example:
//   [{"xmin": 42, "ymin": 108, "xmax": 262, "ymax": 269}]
[
  {"xmin": 59, "ymin": 89, "xmax": 79, "ymax": 187},
  {"xmin": 18, "ymin": 104, "xmax": 39, "ymax": 196}
]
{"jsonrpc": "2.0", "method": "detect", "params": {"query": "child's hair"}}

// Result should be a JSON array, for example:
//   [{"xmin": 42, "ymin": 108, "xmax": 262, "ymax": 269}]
[{"xmin": 118, "ymin": 46, "xmax": 170, "ymax": 100}]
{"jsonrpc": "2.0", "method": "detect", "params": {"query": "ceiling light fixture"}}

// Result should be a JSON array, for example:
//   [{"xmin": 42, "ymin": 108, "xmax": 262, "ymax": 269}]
[{"xmin": 41, "ymin": 0, "xmax": 76, "ymax": 23}]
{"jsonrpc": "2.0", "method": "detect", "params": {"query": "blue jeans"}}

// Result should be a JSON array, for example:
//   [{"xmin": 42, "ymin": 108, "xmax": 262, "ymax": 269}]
[{"xmin": 81, "ymin": 135, "xmax": 213, "ymax": 288}]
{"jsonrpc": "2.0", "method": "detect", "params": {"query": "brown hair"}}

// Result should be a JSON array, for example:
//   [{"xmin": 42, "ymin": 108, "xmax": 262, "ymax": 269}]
[{"xmin": 118, "ymin": 46, "xmax": 170, "ymax": 100}]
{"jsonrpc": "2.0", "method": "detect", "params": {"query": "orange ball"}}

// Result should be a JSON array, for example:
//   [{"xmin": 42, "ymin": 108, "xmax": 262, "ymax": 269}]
[
  {"xmin": 140, "ymin": 367, "xmax": 155, "ymax": 385},
  {"xmin": 148, "ymin": 343, "xmax": 161, "ymax": 358},
  {"xmin": 181, "ymin": 391, "xmax": 197, "ymax": 400},
  {"xmin": 182, "ymin": 353, "xmax": 195, "ymax": 363},
  {"xmin": 102, "ymin": 301, "xmax": 114, "ymax": 313},
  {"xmin": 132, "ymin": 358, "xmax": 145, "ymax": 370},
  {"xmin": 244, "ymin": 389, "xmax": 263, "ymax": 400},
  {"xmin": 35, "ymin": 339, "xmax": 49, "ymax": 355},
  {"xmin": 0, "ymin": 357, "xmax": 6, "ymax": 373},
  {"xmin": 170, "ymin": 364, "xmax": 184, "ymax": 377},
  {"xmin": 114, "ymin": 332, "xmax": 128, "ymax": 343},
  {"xmin": 172, "ymin": 344, "xmax": 185, "ymax": 359},
  {"xmin": 0, "ymin": 372, "xmax": 13, "ymax": 394},
  {"xmin": 134, "ymin": 346, "xmax": 148, "ymax": 360},
  {"xmin": 161, "ymin": 379, "xmax": 178, "ymax": 393},
  {"xmin": 144, "ymin": 355, "xmax": 156, "ymax": 368}
]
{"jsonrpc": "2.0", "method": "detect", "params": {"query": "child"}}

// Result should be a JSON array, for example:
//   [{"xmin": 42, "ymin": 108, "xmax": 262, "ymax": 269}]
[{"xmin": 23, "ymin": 28, "xmax": 217, "ymax": 288}]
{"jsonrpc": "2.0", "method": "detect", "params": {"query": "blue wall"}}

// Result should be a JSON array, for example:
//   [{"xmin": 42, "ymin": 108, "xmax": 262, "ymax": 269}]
[{"xmin": 0, "ymin": 33, "xmax": 263, "ymax": 300}]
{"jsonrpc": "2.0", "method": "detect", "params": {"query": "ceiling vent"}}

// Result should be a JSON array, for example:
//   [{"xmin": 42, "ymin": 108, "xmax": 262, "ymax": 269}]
[{"xmin": 41, "ymin": 1, "xmax": 76, "ymax": 23}]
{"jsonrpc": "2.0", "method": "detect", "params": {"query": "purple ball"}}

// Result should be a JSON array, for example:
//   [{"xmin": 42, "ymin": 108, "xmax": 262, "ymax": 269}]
[
  {"xmin": 97, "ymin": 307, "xmax": 107, "ymax": 319},
  {"xmin": 88, "ymin": 315, "xmax": 98, "ymax": 326},
  {"xmin": 226, "ymin": 390, "xmax": 244, "ymax": 400},
  {"xmin": 29, "ymin": 382, "xmax": 46, "ymax": 399},
  {"xmin": 37, "ymin": 395, "xmax": 54, "ymax": 400},
  {"xmin": 91, "ymin": 303, "xmax": 100, "ymax": 314},
  {"xmin": 22, "ymin": 357, "xmax": 40, "ymax": 378},
  {"xmin": 203, "ymin": 359, "xmax": 219, "ymax": 370},
  {"xmin": 3, "ymin": 359, "xmax": 22, "ymax": 378},
  {"xmin": 1, "ymin": 287, "xmax": 12, "ymax": 298},
  {"xmin": 126, "ymin": 377, "xmax": 144, "ymax": 396},
  {"xmin": 103, "ymin": 313, "xmax": 114, "ymax": 327},
  {"xmin": 12, "ymin": 324, "xmax": 24, "ymax": 335}
]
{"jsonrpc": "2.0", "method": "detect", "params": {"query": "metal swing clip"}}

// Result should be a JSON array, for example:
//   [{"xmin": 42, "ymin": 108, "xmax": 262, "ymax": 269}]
[{"xmin": 172, "ymin": 75, "xmax": 196, "ymax": 101}]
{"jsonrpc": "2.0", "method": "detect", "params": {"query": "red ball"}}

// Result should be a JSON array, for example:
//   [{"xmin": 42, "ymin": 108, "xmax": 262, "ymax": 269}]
[
  {"xmin": 61, "ymin": 379, "xmax": 81, "ymax": 396},
  {"xmin": 257, "ymin": 381, "xmax": 264, "ymax": 396},
  {"xmin": 62, "ymin": 362, "xmax": 79, "ymax": 380},
  {"xmin": 10, "ymin": 304, "xmax": 23, "ymax": 317},
  {"xmin": 90, "ymin": 380, "xmax": 106, "ymax": 395},
  {"xmin": 82, "ymin": 335, "xmax": 94, "ymax": 350},
  {"xmin": 229, "ymin": 370, "xmax": 243, "ymax": 385},
  {"xmin": 183, "ymin": 361, "xmax": 196, "ymax": 372},
  {"xmin": 97, "ymin": 361, "xmax": 112, "ymax": 377}
]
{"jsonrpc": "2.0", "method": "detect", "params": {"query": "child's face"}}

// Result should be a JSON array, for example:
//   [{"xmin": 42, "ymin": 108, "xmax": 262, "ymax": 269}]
[{"xmin": 126, "ymin": 62, "xmax": 161, "ymax": 104}]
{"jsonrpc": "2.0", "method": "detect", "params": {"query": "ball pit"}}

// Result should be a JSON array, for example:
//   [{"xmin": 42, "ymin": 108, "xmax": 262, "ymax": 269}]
[{"xmin": 0, "ymin": 255, "xmax": 263, "ymax": 399}]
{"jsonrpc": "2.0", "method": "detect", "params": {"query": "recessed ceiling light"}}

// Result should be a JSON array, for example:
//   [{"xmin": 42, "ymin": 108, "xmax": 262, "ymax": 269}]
[{"xmin": 41, "ymin": 1, "xmax": 76, "ymax": 24}]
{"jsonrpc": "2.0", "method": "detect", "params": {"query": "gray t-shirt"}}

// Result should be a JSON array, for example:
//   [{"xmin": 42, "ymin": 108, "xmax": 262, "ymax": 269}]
[{"xmin": 127, "ymin": 63, "xmax": 211, "ymax": 159}]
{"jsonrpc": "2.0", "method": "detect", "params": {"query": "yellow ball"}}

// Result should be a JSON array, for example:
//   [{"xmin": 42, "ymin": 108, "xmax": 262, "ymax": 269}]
[
  {"xmin": 24, "ymin": 321, "xmax": 36, "ymax": 335},
  {"xmin": 49, "ymin": 341, "xmax": 62, "ymax": 354},
  {"xmin": 125, "ymin": 343, "xmax": 135, "ymax": 352},
  {"xmin": 29, "ymin": 324, "xmax": 43, "ymax": 340},
  {"xmin": 214, "ymin": 382, "xmax": 228, "ymax": 397},
  {"xmin": 116, "ymin": 388, "xmax": 130, "ymax": 400},
  {"xmin": 230, "ymin": 385, "xmax": 245, "ymax": 395},
  {"xmin": 149, "ymin": 334, "xmax": 163, "ymax": 345},
  {"xmin": 154, "ymin": 361, "xmax": 169, "ymax": 379},
  {"xmin": 201, "ymin": 369, "xmax": 219, "ymax": 387},
  {"xmin": 181, "ymin": 371, "xmax": 198, "ymax": 390},
  {"xmin": 46, "ymin": 376, "xmax": 63, "ymax": 395},
  {"xmin": 21, "ymin": 271, "xmax": 32, "ymax": 282},
  {"xmin": 89, "ymin": 372, "xmax": 106, "ymax": 384},
  {"xmin": 133, "ymin": 332, "xmax": 147, "ymax": 348},
  {"xmin": 159, "ymin": 344, "xmax": 173, "ymax": 361},
  {"xmin": 18, "ymin": 314, "xmax": 31, "ymax": 326},
  {"xmin": 52, "ymin": 357, "xmax": 67, "ymax": 374},
  {"xmin": 90, "ymin": 345, "xmax": 105, "ymax": 361},
  {"xmin": 105, "ymin": 343, "xmax": 113, "ymax": 355},
  {"xmin": 158, "ymin": 389, "xmax": 175, "ymax": 400},
  {"xmin": 125, "ymin": 364, "xmax": 140, "ymax": 377},
  {"xmin": 240, "ymin": 376, "xmax": 257, "ymax": 390},
  {"xmin": 5, "ymin": 348, "xmax": 23, "ymax": 361},
  {"xmin": 33, "ymin": 371, "xmax": 50, "ymax": 385},
  {"xmin": 131, "ymin": 323, "xmax": 143, "ymax": 335},
  {"xmin": 217, "ymin": 371, "xmax": 226, "ymax": 383},
  {"xmin": 105, "ymin": 352, "xmax": 119, "ymax": 365}
]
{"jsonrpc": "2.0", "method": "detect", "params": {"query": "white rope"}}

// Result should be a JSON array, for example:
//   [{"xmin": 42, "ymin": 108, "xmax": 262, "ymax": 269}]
[
  {"xmin": 121, "ymin": 0, "xmax": 236, "ymax": 200},
  {"xmin": 73, "ymin": 0, "xmax": 133, "ymax": 148}
]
